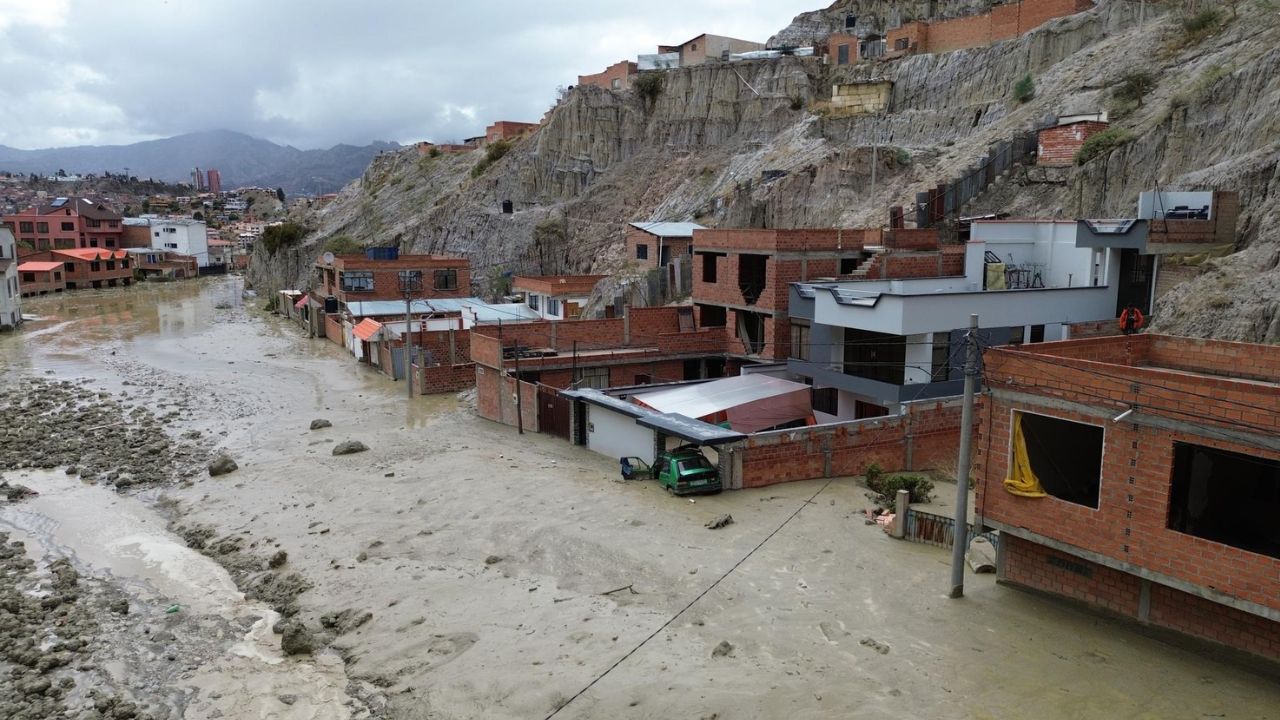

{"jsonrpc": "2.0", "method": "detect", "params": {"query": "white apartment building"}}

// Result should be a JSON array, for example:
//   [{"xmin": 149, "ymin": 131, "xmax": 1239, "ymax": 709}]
[{"xmin": 0, "ymin": 227, "xmax": 22, "ymax": 330}]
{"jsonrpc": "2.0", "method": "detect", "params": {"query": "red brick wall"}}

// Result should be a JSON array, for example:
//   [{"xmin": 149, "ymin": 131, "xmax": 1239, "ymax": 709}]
[
  {"xmin": 887, "ymin": 0, "xmax": 1094, "ymax": 55},
  {"xmin": 978, "ymin": 346, "xmax": 1280, "ymax": 614},
  {"xmin": 925, "ymin": 13, "xmax": 992, "ymax": 53},
  {"xmin": 324, "ymin": 315, "xmax": 343, "ymax": 345},
  {"xmin": 739, "ymin": 400, "xmax": 963, "ymax": 487},
  {"xmin": 418, "ymin": 363, "xmax": 475, "ymax": 394},
  {"xmin": 1002, "ymin": 535, "xmax": 1280, "ymax": 662},
  {"xmin": 625, "ymin": 226, "xmax": 692, "ymax": 267},
  {"xmin": 1037, "ymin": 122, "xmax": 1109, "ymax": 166},
  {"xmin": 578, "ymin": 60, "xmax": 638, "ymax": 91},
  {"xmin": 825, "ymin": 32, "xmax": 859, "ymax": 64},
  {"xmin": 321, "ymin": 256, "xmax": 471, "ymax": 303}
]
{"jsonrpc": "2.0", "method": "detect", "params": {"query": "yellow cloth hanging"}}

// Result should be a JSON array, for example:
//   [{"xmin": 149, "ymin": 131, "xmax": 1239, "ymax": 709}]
[
  {"xmin": 985, "ymin": 263, "xmax": 1007, "ymax": 290},
  {"xmin": 1004, "ymin": 414, "xmax": 1047, "ymax": 498}
]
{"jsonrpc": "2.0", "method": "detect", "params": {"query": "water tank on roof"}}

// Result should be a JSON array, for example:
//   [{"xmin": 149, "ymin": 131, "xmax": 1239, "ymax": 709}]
[
  {"xmin": 324, "ymin": 296, "xmax": 339, "ymax": 313},
  {"xmin": 365, "ymin": 247, "xmax": 399, "ymax": 261}
]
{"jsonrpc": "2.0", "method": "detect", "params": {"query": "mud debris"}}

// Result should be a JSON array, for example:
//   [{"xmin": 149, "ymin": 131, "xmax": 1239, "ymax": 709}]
[
  {"xmin": 309, "ymin": 418, "xmax": 333, "ymax": 430},
  {"xmin": 332, "ymin": 440, "xmax": 369, "ymax": 455},
  {"xmin": 711, "ymin": 640, "xmax": 735, "ymax": 658},
  {"xmin": 207, "ymin": 454, "xmax": 239, "ymax": 476},
  {"xmin": 705, "ymin": 514, "xmax": 734, "ymax": 530},
  {"xmin": 0, "ymin": 379, "xmax": 208, "ymax": 488}
]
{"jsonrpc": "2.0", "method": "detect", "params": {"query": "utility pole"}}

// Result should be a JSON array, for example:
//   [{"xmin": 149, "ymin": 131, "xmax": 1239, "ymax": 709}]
[
  {"xmin": 949, "ymin": 313, "xmax": 979, "ymax": 599},
  {"xmin": 513, "ymin": 344, "xmax": 524, "ymax": 435},
  {"xmin": 399, "ymin": 271, "xmax": 423, "ymax": 401}
]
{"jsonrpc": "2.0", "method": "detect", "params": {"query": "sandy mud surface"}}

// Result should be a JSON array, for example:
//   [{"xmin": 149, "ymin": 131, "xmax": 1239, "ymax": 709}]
[{"xmin": 2, "ymin": 278, "xmax": 1278, "ymax": 719}]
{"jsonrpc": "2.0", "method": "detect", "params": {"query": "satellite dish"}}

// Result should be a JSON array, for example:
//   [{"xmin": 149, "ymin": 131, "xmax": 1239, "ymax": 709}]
[{"xmin": 322, "ymin": 251, "xmax": 335, "ymax": 264}]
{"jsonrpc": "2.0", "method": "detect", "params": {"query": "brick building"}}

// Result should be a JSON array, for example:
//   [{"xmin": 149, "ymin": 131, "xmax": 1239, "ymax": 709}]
[
  {"xmin": 484, "ymin": 121, "xmax": 539, "ymax": 145},
  {"xmin": 471, "ymin": 306, "xmax": 732, "ymax": 430},
  {"xmin": 691, "ymin": 227, "xmax": 883, "ymax": 362},
  {"xmin": 3, "ymin": 196, "xmax": 125, "ymax": 252},
  {"xmin": 512, "ymin": 274, "xmax": 606, "ymax": 320},
  {"xmin": 977, "ymin": 334, "xmax": 1280, "ymax": 662},
  {"xmin": 1037, "ymin": 115, "xmax": 1109, "ymax": 166},
  {"xmin": 20, "ymin": 248, "xmax": 132, "ymax": 290},
  {"xmin": 206, "ymin": 169, "xmax": 222, "ymax": 195},
  {"xmin": 656, "ymin": 34, "xmax": 765, "ymax": 67},
  {"xmin": 626, "ymin": 221, "xmax": 705, "ymax": 269},
  {"xmin": 885, "ymin": 0, "xmax": 1094, "ymax": 57},
  {"xmin": 313, "ymin": 249, "xmax": 471, "ymax": 310},
  {"xmin": 578, "ymin": 60, "xmax": 638, "ymax": 91},
  {"xmin": 16, "ymin": 260, "xmax": 65, "ymax": 297}
]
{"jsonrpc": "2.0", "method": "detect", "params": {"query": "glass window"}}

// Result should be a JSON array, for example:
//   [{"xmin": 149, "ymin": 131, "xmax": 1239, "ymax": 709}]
[
  {"xmin": 19, "ymin": 222, "xmax": 33, "ymax": 233},
  {"xmin": 527, "ymin": 294, "xmax": 540, "ymax": 311},
  {"xmin": 63, "ymin": 222, "xmax": 76, "ymax": 231},
  {"xmin": 398, "ymin": 270, "xmax": 423, "ymax": 291},
  {"xmin": 575, "ymin": 366, "xmax": 609, "ymax": 389},
  {"xmin": 546, "ymin": 298, "xmax": 560, "ymax": 316},
  {"xmin": 433, "ymin": 268, "xmax": 457, "ymax": 290},
  {"xmin": 36, "ymin": 222, "xmax": 48, "ymax": 233},
  {"xmin": 790, "ymin": 322, "xmax": 810, "ymax": 361},
  {"xmin": 636, "ymin": 244, "xmax": 648, "ymax": 260},
  {"xmin": 340, "ymin": 270, "xmax": 374, "ymax": 292}
]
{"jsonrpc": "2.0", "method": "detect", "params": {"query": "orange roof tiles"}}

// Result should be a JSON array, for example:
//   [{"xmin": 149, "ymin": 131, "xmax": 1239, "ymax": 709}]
[
  {"xmin": 17, "ymin": 261, "xmax": 64, "ymax": 272},
  {"xmin": 53, "ymin": 248, "xmax": 128, "ymax": 261},
  {"xmin": 353, "ymin": 318, "xmax": 383, "ymax": 341}
]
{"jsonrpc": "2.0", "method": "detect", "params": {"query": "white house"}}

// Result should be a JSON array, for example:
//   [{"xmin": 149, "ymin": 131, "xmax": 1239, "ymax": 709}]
[
  {"xmin": 511, "ymin": 275, "xmax": 607, "ymax": 320},
  {"xmin": 788, "ymin": 219, "xmax": 1130, "ymax": 421},
  {"xmin": 147, "ymin": 219, "xmax": 209, "ymax": 267},
  {"xmin": 0, "ymin": 227, "xmax": 22, "ymax": 330}
]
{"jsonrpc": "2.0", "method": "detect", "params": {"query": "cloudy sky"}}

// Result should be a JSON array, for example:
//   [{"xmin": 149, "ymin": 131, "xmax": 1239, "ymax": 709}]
[{"xmin": 0, "ymin": 0, "xmax": 820, "ymax": 150}]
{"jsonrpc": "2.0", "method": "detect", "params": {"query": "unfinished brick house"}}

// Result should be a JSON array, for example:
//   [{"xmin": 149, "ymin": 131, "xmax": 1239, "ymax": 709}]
[
  {"xmin": 471, "ymin": 306, "xmax": 731, "ymax": 432},
  {"xmin": 626, "ymin": 221, "xmax": 704, "ymax": 268},
  {"xmin": 977, "ymin": 334, "xmax": 1280, "ymax": 662},
  {"xmin": 484, "ymin": 121, "xmax": 539, "ymax": 145},
  {"xmin": 885, "ymin": 0, "xmax": 1094, "ymax": 57},
  {"xmin": 578, "ymin": 60, "xmax": 638, "ymax": 91}
]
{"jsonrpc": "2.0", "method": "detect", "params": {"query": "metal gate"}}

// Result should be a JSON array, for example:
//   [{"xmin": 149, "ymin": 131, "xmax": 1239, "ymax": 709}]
[{"xmin": 538, "ymin": 385, "xmax": 571, "ymax": 440}]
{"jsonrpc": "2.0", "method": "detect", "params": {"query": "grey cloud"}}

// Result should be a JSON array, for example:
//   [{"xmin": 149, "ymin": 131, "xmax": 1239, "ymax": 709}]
[{"xmin": 0, "ymin": 0, "xmax": 817, "ymax": 149}]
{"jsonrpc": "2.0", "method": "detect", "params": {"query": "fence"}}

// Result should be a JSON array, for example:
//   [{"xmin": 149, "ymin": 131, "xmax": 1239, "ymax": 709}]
[
  {"xmin": 916, "ymin": 131, "xmax": 1038, "ymax": 227},
  {"xmin": 902, "ymin": 507, "xmax": 998, "ymax": 551}
]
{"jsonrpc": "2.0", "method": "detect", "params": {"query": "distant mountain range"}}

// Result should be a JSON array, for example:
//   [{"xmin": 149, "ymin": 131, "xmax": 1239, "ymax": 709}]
[{"xmin": 0, "ymin": 130, "xmax": 399, "ymax": 196}]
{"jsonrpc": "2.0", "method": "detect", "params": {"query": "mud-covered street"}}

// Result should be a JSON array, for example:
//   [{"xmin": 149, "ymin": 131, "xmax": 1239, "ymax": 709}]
[{"xmin": 2, "ymin": 278, "xmax": 1278, "ymax": 719}]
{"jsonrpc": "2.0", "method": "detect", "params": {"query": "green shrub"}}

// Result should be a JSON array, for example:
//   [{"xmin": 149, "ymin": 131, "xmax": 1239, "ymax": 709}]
[
  {"xmin": 259, "ymin": 222, "xmax": 306, "ymax": 255},
  {"xmin": 1170, "ymin": 64, "xmax": 1229, "ymax": 108},
  {"xmin": 322, "ymin": 235, "xmax": 362, "ymax": 254},
  {"xmin": 634, "ymin": 72, "xmax": 665, "ymax": 110},
  {"xmin": 864, "ymin": 462, "xmax": 884, "ymax": 486},
  {"xmin": 1012, "ymin": 74, "xmax": 1035, "ymax": 103},
  {"xmin": 1113, "ymin": 70, "xmax": 1156, "ymax": 106},
  {"xmin": 471, "ymin": 139, "xmax": 512, "ymax": 178},
  {"xmin": 1182, "ymin": 7, "xmax": 1224, "ymax": 35},
  {"xmin": 1074, "ymin": 128, "xmax": 1134, "ymax": 165},
  {"xmin": 429, "ymin": 147, "xmax": 441, "ymax": 158},
  {"xmin": 866, "ymin": 472, "xmax": 935, "ymax": 507}
]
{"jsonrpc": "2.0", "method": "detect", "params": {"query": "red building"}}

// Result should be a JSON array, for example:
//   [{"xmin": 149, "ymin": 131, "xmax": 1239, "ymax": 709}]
[
  {"xmin": 578, "ymin": 60, "xmax": 638, "ymax": 91},
  {"xmin": 16, "ymin": 260, "xmax": 66, "ymax": 296},
  {"xmin": 885, "ymin": 0, "xmax": 1094, "ymax": 57},
  {"xmin": 977, "ymin": 334, "xmax": 1280, "ymax": 662},
  {"xmin": 21, "ymin": 248, "xmax": 132, "ymax": 290},
  {"xmin": 314, "ymin": 248, "xmax": 471, "ymax": 309},
  {"xmin": 1037, "ymin": 116, "xmax": 1109, "ymax": 166},
  {"xmin": 206, "ymin": 168, "xmax": 222, "ymax": 194},
  {"xmin": 484, "ymin": 121, "xmax": 539, "ymax": 145},
  {"xmin": 3, "ymin": 197, "xmax": 124, "ymax": 252},
  {"xmin": 625, "ymin": 221, "xmax": 705, "ymax": 269}
]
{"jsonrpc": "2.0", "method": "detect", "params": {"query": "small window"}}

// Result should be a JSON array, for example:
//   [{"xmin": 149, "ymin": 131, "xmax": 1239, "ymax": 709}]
[
  {"xmin": 341, "ymin": 270, "xmax": 374, "ymax": 292},
  {"xmin": 37, "ymin": 222, "xmax": 48, "ymax": 233},
  {"xmin": 575, "ymin": 366, "xmax": 610, "ymax": 389},
  {"xmin": 527, "ymin": 294, "xmax": 540, "ymax": 311},
  {"xmin": 22, "ymin": 272, "xmax": 34, "ymax": 282},
  {"xmin": 837, "ymin": 44, "xmax": 850, "ymax": 65},
  {"xmin": 154, "ymin": 231, "xmax": 160, "ymax": 237},
  {"xmin": 546, "ymin": 298, "xmax": 560, "ymax": 316},
  {"xmin": 790, "ymin": 322, "xmax": 810, "ymax": 361},
  {"xmin": 106, "ymin": 261, "xmax": 115, "ymax": 270},
  {"xmin": 636, "ymin": 244, "xmax": 649, "ymax": 260},
  {"xmin": 931, "ymin": 335, "xmax": 952, "ymax": 379},
  {"xmin": 895, "ymin": 37, "xmax": 909, "ymax": 51},
  {"xmin": 61, "ymin": 222, "xmax": 73, "ymax": 231},
  {"xmin": 690, "ymin": 42, "xmax": 697, "ymax": 51},
  {"xmin": 812, "ymin": 387, "xmax": 838, "ymax": 415},
  {"xmin": 433, "ymin": 268, "xmax": 458, "ymax": 290},
  {"xmin": 611, "ymin": 78, "xmax": 621, "ymax": 90},
  {"xmin": 1029, "ymin": 325, "xmax": 1046, "ymax": 343},
  {"xmin": 90, "ymin": 261, "xmax": 101, "ymax": 272},
  {"xmin": 839, "ymin": 257, "xmax": 859, "ymax": 274},
  {"xmin": 699, "ymin": 304, "xmax": 726, "ymax": 327},
  {"xmin": 1012, "ymin": 412, "xmax": 1103, "ymax": 508},
  {"xmin": 634, "ymin": 374, "xmax": 652, "ymax": 385},
  {"xmin": 702, "ymin": 253, "xmax": 718, "ymax": 283},
  {"xmin": 19, "ymin": 222, "xmax": 32, "ymax": 233},
  {"xmin": 398, "ymin": 270, "xmax": 423, "ymax": 290},
  {"xmin": 1168, "ymin": 443, "xmax": 1280, "ymax": 559}
]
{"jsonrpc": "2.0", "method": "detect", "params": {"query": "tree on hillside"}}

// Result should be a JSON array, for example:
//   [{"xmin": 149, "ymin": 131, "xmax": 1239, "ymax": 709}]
[{"xmin": 276, "ymin": 187, "xmax": 286, "ymax": 202}]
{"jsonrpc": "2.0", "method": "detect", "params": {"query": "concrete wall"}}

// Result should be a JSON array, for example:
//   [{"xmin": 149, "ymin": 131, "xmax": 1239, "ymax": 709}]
[
  {"xmin": 831, "ymin": 82, "xmax": 892, "ymax": 114},
  {"xmin": 585, "ymin": 404, "xmax": 656, "ymax": 464}
]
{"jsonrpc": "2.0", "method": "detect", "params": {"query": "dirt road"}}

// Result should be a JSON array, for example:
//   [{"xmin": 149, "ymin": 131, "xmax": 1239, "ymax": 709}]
[{"xmin": 2, "ymin": 278, "xmax": 1278, "ymax": 719}]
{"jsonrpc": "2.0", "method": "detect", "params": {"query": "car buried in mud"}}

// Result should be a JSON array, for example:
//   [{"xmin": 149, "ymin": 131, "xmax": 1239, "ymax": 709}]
[{"xmin": 620, "ymin": 445, "xmax": 721, "ymax": 496}]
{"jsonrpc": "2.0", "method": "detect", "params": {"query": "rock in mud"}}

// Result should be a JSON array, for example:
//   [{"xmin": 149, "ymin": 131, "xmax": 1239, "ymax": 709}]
[
  {"xmin": 1, "ymin": 481, "xmax": 37, "ymax": 502},
  {"xmin": 711, "ymin": 640, "xmax": 734, "ymax": 658},
  {"xmin": 309, "ymin": 418, "xmax": 332, "ymax": 430},
  {"xmin": 267, "ymin": 550, "xmax": 288, "ymax": 568},
  {"xmin": 331, "ymin": 440, "xmax": 369, "ymax": 456},
  {"xmin": 705, "ymin": 514, "xmax": 734, "ymax": 530},
  {"xmin": 320, "ymin": 608, "xmax": 373, "ymax": 634},
  {"xmin": 484, "ymin": 554, "xmax": 503, "ymax": 565},
  {"xmin": 207, "ymin": 454, "xmax": 239, "ymax": 476},
  {"xmin": 280, "ymin": 620, "xmax": 316, "ymax": 655}
]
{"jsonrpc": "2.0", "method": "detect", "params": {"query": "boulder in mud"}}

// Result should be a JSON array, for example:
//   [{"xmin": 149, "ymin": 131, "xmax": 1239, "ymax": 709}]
[
  {"xmin": 267, "ymin": 550, "xmax": 288, "ymax": 569},
  {"xmin": 1, "ymin": 481, "xmax": 37, "ymax": 502},
  {"xmin": 705, "ymin": 514, "xmax": 734, "ymax": 530},
  {"xmin": 207, "ymin": 454, "xmax": 239, "ymax": 476},
  {"xmin": 309, "ymin": 418, "xmax": 332, "ymax": 430},
  {"xmin": 280, "ymin": 620, "xmax": 316, "ymax": 655},
  {"xmin": 332, "ymin": 440, "xmax": 369, "ymax": 456}
]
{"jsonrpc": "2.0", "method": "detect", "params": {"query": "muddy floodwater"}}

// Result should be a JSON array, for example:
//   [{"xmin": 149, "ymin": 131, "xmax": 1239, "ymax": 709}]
[{"xmin": 2, "ymin": 277, "xmax": 1278, "ymax": 719}]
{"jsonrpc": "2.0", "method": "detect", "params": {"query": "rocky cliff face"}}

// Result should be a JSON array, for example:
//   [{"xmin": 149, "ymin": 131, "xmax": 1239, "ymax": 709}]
[{"xmin": 253, "ymin": 0, "xmax": 1280, "ymax": 342}]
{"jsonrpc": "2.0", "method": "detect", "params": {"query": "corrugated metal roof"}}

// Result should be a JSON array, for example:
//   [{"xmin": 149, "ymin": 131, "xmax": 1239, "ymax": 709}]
[
  {"xmin": 628, "ymin": 221, "xmax": 706, "ymax": 238},
  {"xmin": 467, "ymin": 303, "xmax": 541, "ymax": 323},
  {"xmin": 345, "ymin": 298, "xmax": 486, "ymax": 317}
]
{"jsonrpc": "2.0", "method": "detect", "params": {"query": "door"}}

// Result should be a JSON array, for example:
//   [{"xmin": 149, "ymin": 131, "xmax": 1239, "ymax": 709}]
[
  {"xmin": 1114, "ymin": 249, "xmax": 1155, "ymax": 315},
  {"xmin": 538, "ymin": 385, "xmax": 571, "ymax": 440}
]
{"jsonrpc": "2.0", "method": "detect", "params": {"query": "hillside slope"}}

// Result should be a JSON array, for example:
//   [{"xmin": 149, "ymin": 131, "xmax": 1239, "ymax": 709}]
[{"xmin": 254, "ymin": 0, "xmax": 1280, "ymax": 341}]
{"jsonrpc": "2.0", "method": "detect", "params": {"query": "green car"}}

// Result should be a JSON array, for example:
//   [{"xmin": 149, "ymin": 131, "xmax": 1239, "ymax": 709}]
[{"xmin": 620, "ymin": 445, "xmax": 722, "ymax": 495}]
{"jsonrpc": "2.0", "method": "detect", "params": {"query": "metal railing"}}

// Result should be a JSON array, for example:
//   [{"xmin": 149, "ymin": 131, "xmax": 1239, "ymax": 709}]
[{"xmin": 903, "ymin": 508, "xmax": 997, "ymax": 550}]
